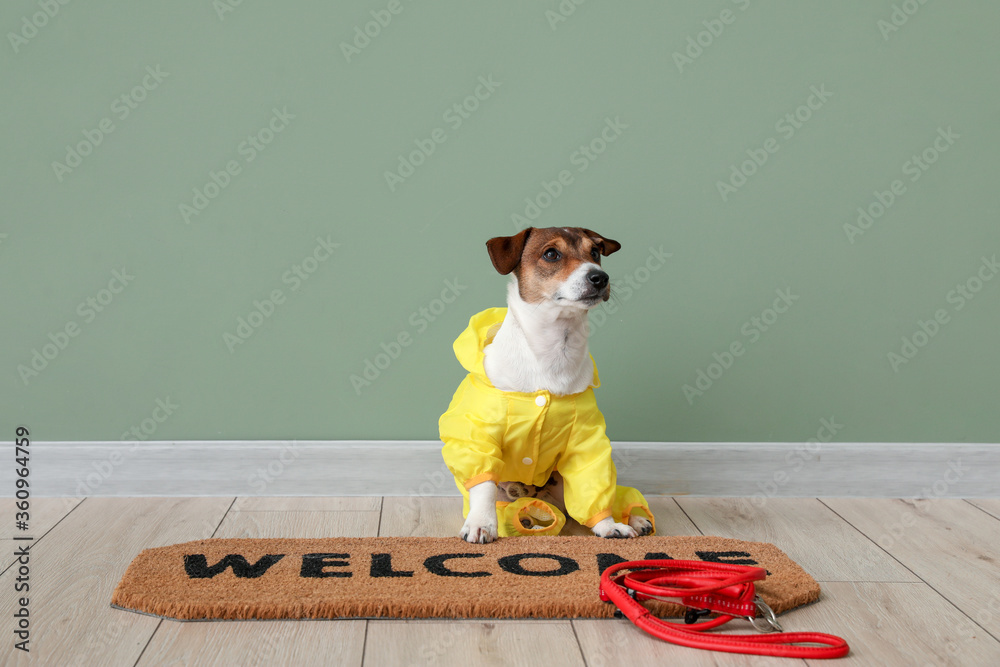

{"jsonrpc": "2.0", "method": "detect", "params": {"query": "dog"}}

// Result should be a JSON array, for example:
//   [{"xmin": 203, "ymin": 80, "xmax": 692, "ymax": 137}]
[{"xmin": 439, "ymin": 226, "xmax": 654, "ymax": 543}]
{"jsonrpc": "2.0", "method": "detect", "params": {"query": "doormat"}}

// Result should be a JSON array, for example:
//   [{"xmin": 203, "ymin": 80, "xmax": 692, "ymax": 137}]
[{"xmin": 111, "ymin": 536, "xmax": 820, "ymax": 621}]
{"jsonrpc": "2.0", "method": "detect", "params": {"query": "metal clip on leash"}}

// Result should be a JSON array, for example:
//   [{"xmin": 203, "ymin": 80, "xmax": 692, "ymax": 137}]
[
  {"xmin": 598, "ymin": 559, "xmax": 849, "ymax": 659},
  {"xmin": 750, "ymin": 594, "xmax": 783, "ymax": 633}
]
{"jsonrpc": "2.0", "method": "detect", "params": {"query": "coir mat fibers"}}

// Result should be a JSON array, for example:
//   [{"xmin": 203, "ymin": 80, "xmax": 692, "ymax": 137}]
[{"xmin": 111, "ymin": 536, "xmax": 820, "ymax": 621}]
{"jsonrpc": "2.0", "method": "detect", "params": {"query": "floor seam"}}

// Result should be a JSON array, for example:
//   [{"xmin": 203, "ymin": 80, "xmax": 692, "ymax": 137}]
[
  {"xmin": 210, "ymin": 497, "xmax": 237, "ymax": 538},
  {"xmin": 131, "ymin": 619, "xmax": 162, "ymax": 667},
  {"xmin": 962, "ymin": 498, "xmax": 1000, "ymax": 520},
  {"xmin": 0, "ymin": 497, "xmax": 86, "ymax": 577},
  {"xmin": 360, "ymin": 619, "xmax": 369, "ymax": 667},
  {"xmin": 569, "ymin": 619, "xmax": 591, "ymax": 667},
  {"xmin": 817, "ymin": 499, "xmax": 928, "ymax": 583},
  {"xmin": 671, "ymin": 497, "xmax": 705, "ymax": 535},
  {"xmin": 817, "ymin": 498, "xmax": 1000, "ymax": 645}
]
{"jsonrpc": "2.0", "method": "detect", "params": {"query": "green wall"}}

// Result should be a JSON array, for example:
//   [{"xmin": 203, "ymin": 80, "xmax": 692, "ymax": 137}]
[{"xmin": 3, "ymin": 1, "xmax": 998, "ymax": 443}]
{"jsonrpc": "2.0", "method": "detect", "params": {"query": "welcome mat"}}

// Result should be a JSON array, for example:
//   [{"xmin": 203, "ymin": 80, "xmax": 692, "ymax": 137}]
[{"xmin": 111, "ymin": 536, "xmax": 820, "ymax": 621}]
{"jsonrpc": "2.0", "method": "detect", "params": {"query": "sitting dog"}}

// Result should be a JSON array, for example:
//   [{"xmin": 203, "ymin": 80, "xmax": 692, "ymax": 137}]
[{"xmin": 439, "ymin": 226, "xmax": 655, "ymax": 543}]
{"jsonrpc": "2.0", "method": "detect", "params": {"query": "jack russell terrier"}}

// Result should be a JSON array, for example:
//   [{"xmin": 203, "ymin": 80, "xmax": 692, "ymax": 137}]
[{"xmin": 439, "ymin": 226, "xmax": 655, "ymax": 543}]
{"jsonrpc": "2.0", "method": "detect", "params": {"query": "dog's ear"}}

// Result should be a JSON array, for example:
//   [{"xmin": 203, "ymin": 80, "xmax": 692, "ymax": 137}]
[
  {"xmin": 582, "ymin": 228, "xmax": 621, "ymax": 257},
  {"xmin": 486, "ymin": 228, "xmax": 532, "ymax": 275}
]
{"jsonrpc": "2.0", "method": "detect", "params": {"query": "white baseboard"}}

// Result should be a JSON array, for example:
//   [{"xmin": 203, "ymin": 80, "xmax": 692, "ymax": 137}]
[{"xmin": 3, "ymin": 440, "xmax": 998, "ymax": 498}]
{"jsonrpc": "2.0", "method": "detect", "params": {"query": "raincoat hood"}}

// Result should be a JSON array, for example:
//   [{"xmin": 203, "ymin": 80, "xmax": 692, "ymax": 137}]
[{"xmin": 452, "ymin": 307, "xmax": 600, "ymax": 390}]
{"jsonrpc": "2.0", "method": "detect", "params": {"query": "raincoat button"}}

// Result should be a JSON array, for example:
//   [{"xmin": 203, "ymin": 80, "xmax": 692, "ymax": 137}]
[
  {"xmin": 535, "ymin": 395, "xmax": 546, "ymax": 407},
  {"xmin": 522, "ymin": 457, "xmax": 533, "ymax": 465}
]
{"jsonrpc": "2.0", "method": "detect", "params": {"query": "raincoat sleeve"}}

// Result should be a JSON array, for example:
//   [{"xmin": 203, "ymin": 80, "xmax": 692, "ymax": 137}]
[
  {"xmin": 439, "ymin": 378, "xmax": 507, "ymax": 489},
  {"xmin": 557, "ymin": 390, "xmax": 617, "ymax": 527}
]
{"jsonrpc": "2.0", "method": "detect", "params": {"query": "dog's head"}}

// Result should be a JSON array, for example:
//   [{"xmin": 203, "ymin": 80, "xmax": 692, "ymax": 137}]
[{"xmin": 485, "ymin": 227, "xmax": 621, "ymax": 309}]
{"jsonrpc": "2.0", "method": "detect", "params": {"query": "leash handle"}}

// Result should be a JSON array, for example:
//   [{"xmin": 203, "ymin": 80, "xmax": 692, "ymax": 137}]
[{"xmin": 599, "ymin": 560, "xmax": 850, "ymax": 659}]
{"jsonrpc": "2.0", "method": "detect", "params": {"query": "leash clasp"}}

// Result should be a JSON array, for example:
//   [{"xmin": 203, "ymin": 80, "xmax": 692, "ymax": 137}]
[{"xmin": 747, "ymin": 595, "xmax": 783, "ymax": 633}]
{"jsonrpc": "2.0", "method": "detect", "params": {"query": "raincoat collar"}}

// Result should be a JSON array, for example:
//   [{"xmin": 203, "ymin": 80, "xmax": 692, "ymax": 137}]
[{"xmin": 453, "ymin": 307, "xmax": 601, "ymax": 392}]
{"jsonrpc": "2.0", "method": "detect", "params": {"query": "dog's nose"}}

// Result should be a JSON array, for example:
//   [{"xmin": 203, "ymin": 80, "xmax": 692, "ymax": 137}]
[{"xmin": 587, "ymin": 269, "xmax": 609, "ymax": 289}]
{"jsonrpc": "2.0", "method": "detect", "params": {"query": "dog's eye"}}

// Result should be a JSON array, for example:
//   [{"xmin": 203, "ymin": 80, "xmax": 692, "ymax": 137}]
[
  {"xmin": 590, "ymin": 248, "xmax": 601, "ymax": 262},
  {"xmin": 543, "ymin": 248, "xmax": 561, "ymax": 261}
]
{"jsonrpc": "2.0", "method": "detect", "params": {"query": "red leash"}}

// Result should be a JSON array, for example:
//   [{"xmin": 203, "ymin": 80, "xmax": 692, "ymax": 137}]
[{"xmin": 599, "ymin": 559, "xmax": 849, "ymax": 659}]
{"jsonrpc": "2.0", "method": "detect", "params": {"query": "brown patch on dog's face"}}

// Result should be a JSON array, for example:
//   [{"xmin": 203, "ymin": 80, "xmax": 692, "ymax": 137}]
[{"xmin": 485, "ymin": 227, "xmax": 621, "ymax": 305}]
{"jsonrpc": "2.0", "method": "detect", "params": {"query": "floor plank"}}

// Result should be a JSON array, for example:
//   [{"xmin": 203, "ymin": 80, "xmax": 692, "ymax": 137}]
[
  {"xmin": 232, "ymin": 496, "xmax": 381, "ymax": 512},
  {"xmin": 675, "ymin": 498, "xmax": 918, "ymax": 582},
  {"xmin": 579, "ymin": 581, "xmax": 1000, "ymax": 666},
  {"xmin": 641, "ymin": 497, "xmax": 703, "ymax": 535},
  {"xmin": 217, "ymin": 510, "xmax": 380, "ymax": 538},
  {"xmin": 573, "ymin": 618, "xmax": 802, "ymax": 667},
  {"xmin": 138, "ymin": 498, "xmax": 374, "ymax": 666},
  {"xmin": 365, "ymin": 620, "xmax": 585, "ymax": 667},
  {"xmin": 792, "ymin": 582, "xmax": 1000, "ymax": 666},
  {"xmin": 378, "ymin": 495, "xmax": 699, "ymax": 538},
  {"xmin": 378, "ymin": 496, "xmax": 601, "ymax": 537},
  {"xmin": 0, "ymin": 498, "xmax": 81, "ymax": 570},
  {"xmin": 11, "ymin": 496, "xmax": 998, "ymax": 665},
  {"xmin": 0, "ymin": 497, "xmax": 232, "ymax": 667},
  {"xmin": 823, "ymin": 499, "xmax": 1000, "ymax": 641},
  {"xmin": 967, "ymin": 498, "xmax": 1000, "ymax": 520},
  {"xmin": 139, "ymin": 619, "xmax": 366, "ymax": 667},
  {"xmin": 380, "ymin": 496, "xmax": 464, "ymax": 537}
]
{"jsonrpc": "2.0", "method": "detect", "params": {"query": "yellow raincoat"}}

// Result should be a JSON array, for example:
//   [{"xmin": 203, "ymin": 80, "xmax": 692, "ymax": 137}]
[{"xmin": 439, "ymin": 308, "xmax": 654, "ymax": 536}]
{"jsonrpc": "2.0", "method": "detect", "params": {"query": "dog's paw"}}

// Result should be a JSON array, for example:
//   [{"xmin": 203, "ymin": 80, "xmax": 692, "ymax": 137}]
[
  {"xmin": 460, "ymin": 514, "xmax": 498, "ymax": 544},
  {"xmin": 629, "ymin": 516, "xmax": 653, "ymax": 536},
  {"xmin": 592, "ymin": 518, "xmax": 638, "ymax": 539},
  {"xmin": 498, "ymin": 481, "xmax": 536, "ymax": 501}
]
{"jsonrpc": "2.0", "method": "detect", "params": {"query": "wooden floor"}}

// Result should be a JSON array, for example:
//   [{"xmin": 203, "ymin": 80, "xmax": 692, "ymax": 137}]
[{"xmin": 2, "ymin": 497, "xmax": 999, "ymax": 666}]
